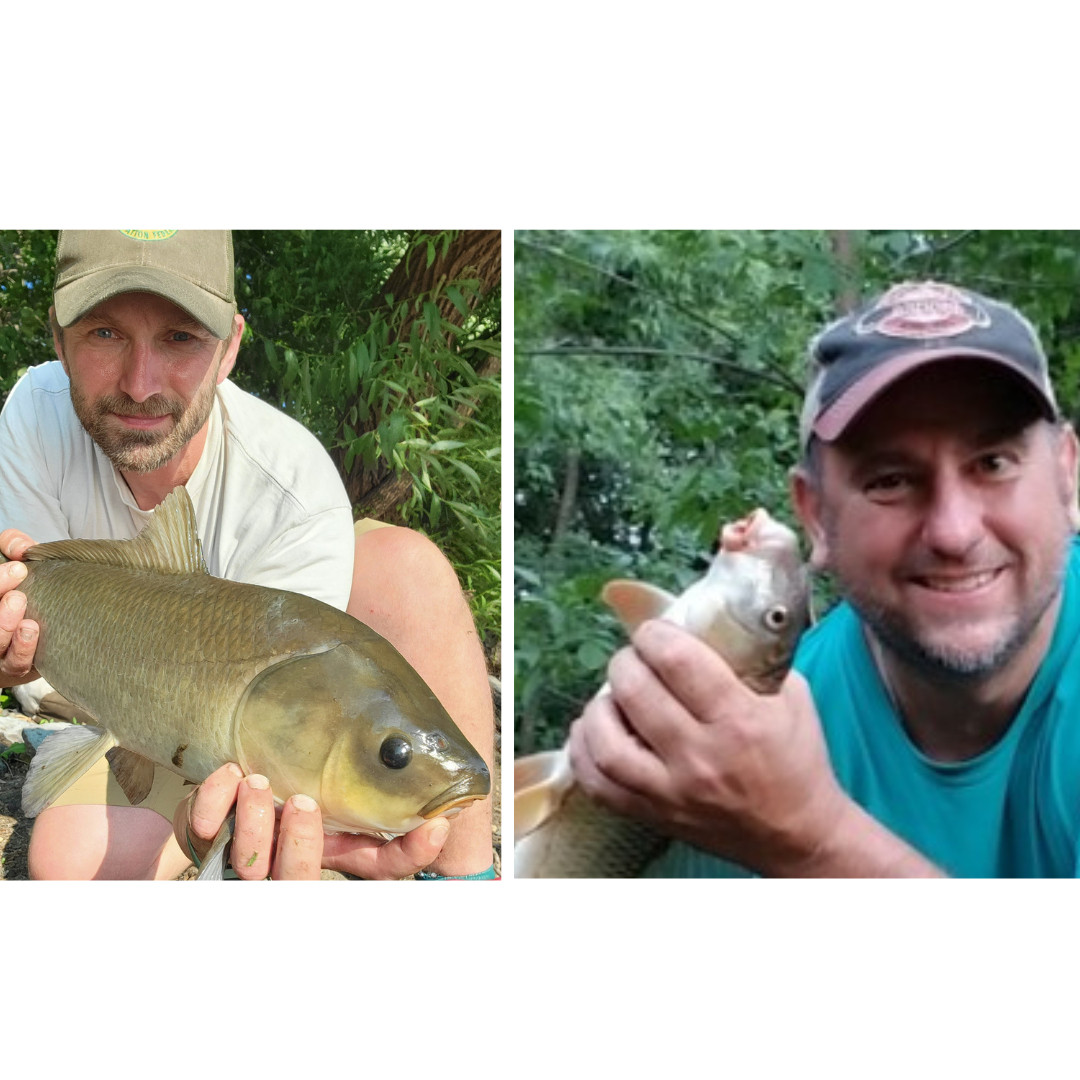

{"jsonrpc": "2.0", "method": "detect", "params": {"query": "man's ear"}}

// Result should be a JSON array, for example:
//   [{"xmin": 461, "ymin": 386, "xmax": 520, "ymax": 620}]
[
  {"xmin": 216, "ymin": 313, "xmax": 245, "ymax": 384},
  {"xmin": 790, "ymin": 466, "xmax": 830, "ymax": 571},
  {"xmin": 49, "ymin": 307, "xmax": 69, "ymax": 375},
  {"xmin": 1057, "ymin": 422, "xmax": 1080, "ymax": 531}
]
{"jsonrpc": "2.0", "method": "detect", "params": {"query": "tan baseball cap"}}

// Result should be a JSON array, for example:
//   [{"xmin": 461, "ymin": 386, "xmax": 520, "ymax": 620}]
[{"xmin": 53, "ymin": 230, "xmax": 237, "ymax": 339}]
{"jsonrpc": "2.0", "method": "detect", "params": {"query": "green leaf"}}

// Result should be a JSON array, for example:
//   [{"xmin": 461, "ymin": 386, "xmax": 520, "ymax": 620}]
[
  {"xmin": 466, "ymin": 338, "xmax": 501, "ymax": 357},
  {"xmin": 447, "ymin": 458, "xmax": 482, "ymax": 489},
  {"xmin": 576, "ymin": 639, "xmax": 611, "ymax": 672},
  {"xmin": 283, "ymin": 348, "xmax": 299, "ymax": 391},
  {"xmin": 446, "ymin": 285, "xmax": 470, "ymax": 318}
]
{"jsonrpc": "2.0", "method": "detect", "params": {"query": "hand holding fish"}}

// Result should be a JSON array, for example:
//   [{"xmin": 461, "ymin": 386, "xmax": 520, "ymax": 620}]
[
  {"xmin": 568, "ymin": 618, "xmax": 849, "ymax": 876},
  {"xmin": 178, "ymin": 762, "xmax": 451, "ymax": 880},
  {"xmin": 0, "ymin": 529, "xmax": 40, "ymax": 686}
]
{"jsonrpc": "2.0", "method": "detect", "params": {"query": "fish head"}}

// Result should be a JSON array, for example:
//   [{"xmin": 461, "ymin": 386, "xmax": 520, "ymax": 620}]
[
  {"xmin": 233, "ymin": 641, "xmax": 490, "ymax": 837},
  {"xmin": 685, "ymin": 509, "xmax": 810, "ymax": 692}
]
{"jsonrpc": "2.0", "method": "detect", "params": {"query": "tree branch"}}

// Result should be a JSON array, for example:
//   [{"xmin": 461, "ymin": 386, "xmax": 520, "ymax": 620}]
[{"xmin": 517, "ymin": 345, "xmax": 803, "ymax": 396}]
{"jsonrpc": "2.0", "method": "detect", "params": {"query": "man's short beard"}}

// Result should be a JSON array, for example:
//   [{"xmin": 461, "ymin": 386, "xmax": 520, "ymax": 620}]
[
  {"xmin": 69, "ymin": 377, "xmax": 217, "ymax": 475},
  {"xmin": 847, "ymin": 585, "xmax": 1062, "ymax": 685}
]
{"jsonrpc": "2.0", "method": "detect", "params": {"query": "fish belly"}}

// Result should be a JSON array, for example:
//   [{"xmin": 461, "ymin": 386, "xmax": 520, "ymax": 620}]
[
  {"xmin": 22, "ymin": 560, "xmax": 281, "ymax": 782},
  {"xmin": 516, "ymin": 786, "xmax": 669, "ymax": 878}
]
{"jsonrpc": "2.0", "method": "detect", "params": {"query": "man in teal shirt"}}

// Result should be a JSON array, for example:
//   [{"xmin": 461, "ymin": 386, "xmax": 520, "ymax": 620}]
[{"xmin": 569, "ymin": 281, "xmax": 1080, "ymax": 877}]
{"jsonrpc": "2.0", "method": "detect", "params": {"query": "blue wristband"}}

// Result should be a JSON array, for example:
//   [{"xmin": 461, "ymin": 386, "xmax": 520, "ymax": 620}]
[{"xmin": 415, "ymin": 863, "xmax": 498, "ymax": 880}]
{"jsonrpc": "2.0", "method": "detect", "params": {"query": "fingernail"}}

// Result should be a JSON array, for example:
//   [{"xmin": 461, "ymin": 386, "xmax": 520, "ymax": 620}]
[
  {"xmin": 225, "ymin": 763, "xmax": 243, "ymax": 778},
  {"xmin": 7, "ymin": 562, "xmax": 26, "ymax": 582},
  {"xmin": 18, "ymin": 626, "xmax": 34, "ymax": 642},
  {"xmin": 246, "ymin": 774, "xmax": 269, "ymax": 790},
  {"xmin": 291, "ymin": 793, "xmax": 318, "ymax": 812},
  {"xmin": 431, "ymin": 818, "xmax": 450, "ymax": 839}
]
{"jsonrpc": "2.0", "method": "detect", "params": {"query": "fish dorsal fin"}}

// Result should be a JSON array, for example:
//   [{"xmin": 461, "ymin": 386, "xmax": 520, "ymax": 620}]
[
  {"xmin": 24, "ymin": 486, "xmax": 208, "ymax": 576},
  {"xmin": 601, "ymin": 580, "xmax": 677, "ymax": 634}
]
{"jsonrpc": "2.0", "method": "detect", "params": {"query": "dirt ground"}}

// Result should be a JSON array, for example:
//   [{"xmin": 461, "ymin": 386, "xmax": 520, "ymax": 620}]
[
  {"xmin": 0, "ymin": 732, "xmax": 31, "ymax": 879},
  {"xmin": 0, "ymin": 699, "xmax": 501, "ymax": 881}
]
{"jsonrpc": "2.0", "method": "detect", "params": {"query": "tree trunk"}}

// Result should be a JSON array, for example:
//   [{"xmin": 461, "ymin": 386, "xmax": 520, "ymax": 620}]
[
  {"xmin": 828, "ymin": 230, "xmax": 860, "ymax": 314},
  {"xmin": 552, "ymin": 447, "xmax": 581, "ymax": 543}
]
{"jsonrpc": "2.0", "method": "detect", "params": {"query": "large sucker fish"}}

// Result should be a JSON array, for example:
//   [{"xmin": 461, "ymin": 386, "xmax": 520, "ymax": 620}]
[
  {"xmin": 513, "ymin": 509, "xmax": 810, "ymax": 878},
  {"xmin": 4, "ymin": 486, "xmax": 490, "ymax": 879}
]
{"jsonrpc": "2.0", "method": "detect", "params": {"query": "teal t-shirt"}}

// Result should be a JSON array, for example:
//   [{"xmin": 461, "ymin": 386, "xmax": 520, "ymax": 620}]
[{"xmin": 646, "ymin": 537, "xmax": 1080, "ymax": 878}]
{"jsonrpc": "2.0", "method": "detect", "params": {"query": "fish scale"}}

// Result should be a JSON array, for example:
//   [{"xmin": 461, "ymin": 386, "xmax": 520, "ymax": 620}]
[{"xmin": 22, "ymin": 558, "xmax": 302, "ymax": 780}]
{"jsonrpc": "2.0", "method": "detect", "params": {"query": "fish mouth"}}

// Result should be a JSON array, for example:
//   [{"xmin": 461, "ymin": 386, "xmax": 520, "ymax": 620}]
[{"xmin": 418, "ymin": 772, "xmax": 491, "ymax": 819}]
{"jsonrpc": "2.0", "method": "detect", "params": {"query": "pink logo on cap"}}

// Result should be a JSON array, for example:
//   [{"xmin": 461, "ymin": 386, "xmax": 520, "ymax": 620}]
[{"xmin": 854, "ymin": 282, "xmax": 991, "ymax": 340}]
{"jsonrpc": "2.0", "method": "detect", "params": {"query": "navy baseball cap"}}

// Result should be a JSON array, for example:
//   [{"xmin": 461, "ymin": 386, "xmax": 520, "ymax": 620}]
[{"xmin": 799, "ymin": 281, "xmax": 1059, "ymax": 449}]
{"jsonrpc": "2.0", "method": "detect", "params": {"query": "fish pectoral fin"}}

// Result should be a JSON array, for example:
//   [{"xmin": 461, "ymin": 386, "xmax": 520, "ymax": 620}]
[
  {"xmin": 513, "ymin": 750, "xmax": 573, "ymax": 843},
  {"xmin": 20, "ymin": 725, "xmax": 119, "ymax": 818},
  {"xmin": 105, "ymin": 747, "xmax": 157, "ymax": 806},
  {"xmin": 601, "ymin": 580, "xmax": 677, "ymax": 633},
  {"xmin": 195, "ymin": 811, "xmax": 235, "ymax": 881}
]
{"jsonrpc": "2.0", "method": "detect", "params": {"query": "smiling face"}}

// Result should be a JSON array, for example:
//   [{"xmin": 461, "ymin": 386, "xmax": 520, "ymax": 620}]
[
  {"xmin": 793, "ymin": 361, "xmax": 1079, "ymax": 682},
  {"xmin": 54, "ymin": 291, "xmax": 241, "ymax": 476}
]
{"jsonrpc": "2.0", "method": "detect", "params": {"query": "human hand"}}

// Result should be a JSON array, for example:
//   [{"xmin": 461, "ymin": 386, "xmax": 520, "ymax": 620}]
[
  {"xmin": 567, "ymin": 619, "xmax": 847, "ymax": 876},
  {"xmin": 176, "ymin": 763, "xmax": 450, "ymax": 880},
  {"xmin": 0, "ymin": 530, "xmax": 40, "ymax": 687}
]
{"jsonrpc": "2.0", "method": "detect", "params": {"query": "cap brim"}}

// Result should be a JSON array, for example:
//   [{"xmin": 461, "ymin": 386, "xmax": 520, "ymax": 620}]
[
  {"xmin": 812, "ymin": 347, "xmax": 1058, "ymax": 442},
  {"xmin": 54, "ymin": 266, "xmax": 236, "ymax": 339}
]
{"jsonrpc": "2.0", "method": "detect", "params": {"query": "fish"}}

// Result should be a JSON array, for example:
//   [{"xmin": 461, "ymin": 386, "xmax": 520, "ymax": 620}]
[
  {"xmin": 5, "ymin": 486, "xmax": 490, "ymax": 879},
  {"xmin": 513, "ymin": 508, "xmax": 810, "ymax": 878}
]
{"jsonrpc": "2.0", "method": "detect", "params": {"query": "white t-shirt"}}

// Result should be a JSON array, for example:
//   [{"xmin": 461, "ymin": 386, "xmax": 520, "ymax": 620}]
[{"xmin": 0, "ymin": 361, "xmax": 355, "ymax": 607}]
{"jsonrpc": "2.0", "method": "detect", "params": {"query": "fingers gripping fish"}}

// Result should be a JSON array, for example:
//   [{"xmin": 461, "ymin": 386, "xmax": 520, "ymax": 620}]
[{"xmin": 513, "ymin": 509, "xmax": 810, "ymax": 878}]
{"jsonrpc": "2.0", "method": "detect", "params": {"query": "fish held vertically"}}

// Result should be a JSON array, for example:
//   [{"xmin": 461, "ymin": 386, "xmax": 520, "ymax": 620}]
[
  {"xmin": 9, "ymin": 486, "xmax": 490, "ymax": 878},
  {"xmin": 513, "ymin": 508, "xmax": 810, "ymax": 878}
]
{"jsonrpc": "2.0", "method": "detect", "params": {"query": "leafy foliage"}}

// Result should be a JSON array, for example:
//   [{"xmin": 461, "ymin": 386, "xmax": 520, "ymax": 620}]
[
  {"xmin": 514, "ymin": 230, "xmax": 1080, "ymax": 752},
  {"xmin": 0, "ymin": 230, "xmax": 57, "ymax": 401},
  {"xmin": 231, "ymin": 230, "xmax": 501, "ymax": 648}
]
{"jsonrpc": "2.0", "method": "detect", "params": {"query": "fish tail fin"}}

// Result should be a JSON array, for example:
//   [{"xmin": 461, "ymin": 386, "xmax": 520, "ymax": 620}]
[
  {"xmin": 195, "ymin": 812, "xmax": 235, "ymax": 881},
  {"xmin": 20, "ymin": 725, "xmax": 118, "ymax": 817},
  {"xmin": 513, "ymin": 748, "xmax": 573, "ymax": 843}
]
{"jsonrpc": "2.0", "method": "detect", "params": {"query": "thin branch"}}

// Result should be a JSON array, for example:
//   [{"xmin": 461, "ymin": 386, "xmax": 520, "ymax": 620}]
[
  {"xmin": 517, "ymin": 345, "xmax": 803, "ymax": 396},
  {"xmin": 890, "ymin": 229, "xmax": 978, "ymax": 270}
]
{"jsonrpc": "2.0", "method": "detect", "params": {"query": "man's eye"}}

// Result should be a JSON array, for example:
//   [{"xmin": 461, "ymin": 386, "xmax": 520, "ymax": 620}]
[
  {"xmin": 92, "ymin": 328, "xmax": 115, "ymax": 339},
  {"xmin": 171, "ymin": 331, "xmax": 194, "ymax": 342},
  {"xmin": 865, "ymin": 473, "xmax": 909, "ymax": 494},
  {"xmin": 976, "ymin": 452, "xmax": 1018, "ymax": 478}
]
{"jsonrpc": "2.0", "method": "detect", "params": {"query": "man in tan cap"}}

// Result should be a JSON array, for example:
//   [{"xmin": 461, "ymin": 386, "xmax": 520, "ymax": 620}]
[{"xmin": 0, "ymin": 230, "xmax": 494, "ymax": 881}]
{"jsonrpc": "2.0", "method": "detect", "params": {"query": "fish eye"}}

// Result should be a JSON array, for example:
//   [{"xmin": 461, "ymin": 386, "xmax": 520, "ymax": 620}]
[
  {"xmin": 763, "ymin": 605, "xmax": 789, "ymax": 631},
  {"xmin": 380, "ymin": 736, "xmax": 413, "ymax": 769}
]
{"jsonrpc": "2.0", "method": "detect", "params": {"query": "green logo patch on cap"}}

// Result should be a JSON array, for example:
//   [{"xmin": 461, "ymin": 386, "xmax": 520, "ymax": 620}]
[{"xmin": 119, "ymin": 230, "xmax": 178, "ymax": 242}]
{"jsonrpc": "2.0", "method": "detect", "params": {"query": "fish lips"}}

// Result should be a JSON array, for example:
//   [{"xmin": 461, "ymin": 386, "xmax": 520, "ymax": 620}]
[{"xmin": 418, "ymin": 767, "xmax": 491, "ymax": 819}]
